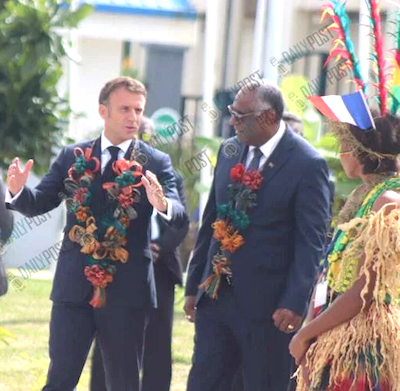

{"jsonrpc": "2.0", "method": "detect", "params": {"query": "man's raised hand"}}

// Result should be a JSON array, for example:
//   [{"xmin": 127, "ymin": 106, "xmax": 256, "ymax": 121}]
[{"xmin": 7, "ymin": 158, "xmax": 34, "ymax": 196}]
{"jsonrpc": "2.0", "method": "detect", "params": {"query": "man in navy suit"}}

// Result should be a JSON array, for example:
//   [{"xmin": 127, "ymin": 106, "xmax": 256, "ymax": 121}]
[
  {"xmin": 6, "ymin": 77, "xmax": 188, "ymax": 391},
  {"xmin": 184, "ymin": 80, "xmax": 330, "ymax": 391},
  {"xmin": 89, "ymin": 117, "xmax": 189, "ymax": 391}
]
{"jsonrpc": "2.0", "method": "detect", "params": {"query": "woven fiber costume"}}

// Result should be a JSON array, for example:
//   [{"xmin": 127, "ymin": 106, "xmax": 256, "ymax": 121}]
[
  {"xmin": 298, "ymin": 177, "xmax": 400, "ymax": 391},
  {"xmin": 297, "ymin": 1, "xmax": 400, "ymax": 390}
]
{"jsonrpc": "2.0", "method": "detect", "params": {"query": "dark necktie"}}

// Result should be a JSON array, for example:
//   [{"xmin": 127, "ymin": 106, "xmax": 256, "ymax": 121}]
[
  {"xmin": 247, "ymin": 147, "xmax": 263, "ymax": 171},
  {"xmin": 102, "ymin": 146, "xmax": 120, "ymax": 183}
]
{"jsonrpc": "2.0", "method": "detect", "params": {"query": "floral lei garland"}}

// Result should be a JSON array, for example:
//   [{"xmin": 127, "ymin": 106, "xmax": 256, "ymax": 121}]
[
  {"xmin": 64, "ymin": 146, "xmax": 143, "ymax": 308},
  {"xmin": 199, "ymin": 163, "xmax": 263, "ymax": 299}
]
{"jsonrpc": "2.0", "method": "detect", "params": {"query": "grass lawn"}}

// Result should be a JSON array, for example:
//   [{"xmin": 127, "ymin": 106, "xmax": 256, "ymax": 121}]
[{"xmin": 0, "ymin": 276, "xmax": 194, "ymax": 391}]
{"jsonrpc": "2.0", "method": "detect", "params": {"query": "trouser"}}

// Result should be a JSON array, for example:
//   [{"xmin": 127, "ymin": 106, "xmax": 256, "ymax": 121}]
[
  {"xmin": 42, "ymin": 302, "xmax": 148, "ymax": 391},
  {"xmin": 90, "ymin": 266, "xmax": 176, "ymax": 391},
  {"xmin": 187, "ymin": 280, "xmax": 293, "ymax": 391}
]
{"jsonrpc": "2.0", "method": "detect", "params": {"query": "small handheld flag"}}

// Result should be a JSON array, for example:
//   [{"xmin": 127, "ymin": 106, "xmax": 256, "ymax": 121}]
[{"xmin": 309, "ymin": 91, "xmax": 375, "ymax": 131}]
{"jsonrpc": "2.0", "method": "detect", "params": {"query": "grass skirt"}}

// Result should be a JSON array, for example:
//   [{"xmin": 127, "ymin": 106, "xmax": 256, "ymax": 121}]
[
  {"xmin": 296, "ymin": 304, "xmax": 400, "ymax": 391},
  {"xmin": 297, "ymin": 207, "xmax": 400, "ymax": 391}
]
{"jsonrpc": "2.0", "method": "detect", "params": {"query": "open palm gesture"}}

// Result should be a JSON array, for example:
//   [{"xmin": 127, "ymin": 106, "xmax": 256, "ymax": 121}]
[{"xmin": 7, "ymin": 157, "xmax": 34, "ymax": 196}]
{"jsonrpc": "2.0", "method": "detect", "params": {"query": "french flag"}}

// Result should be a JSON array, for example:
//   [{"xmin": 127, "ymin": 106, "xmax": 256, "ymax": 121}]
[{"xmin": 309, "ymin": 91, "xmax": 375, "ymax": 131}]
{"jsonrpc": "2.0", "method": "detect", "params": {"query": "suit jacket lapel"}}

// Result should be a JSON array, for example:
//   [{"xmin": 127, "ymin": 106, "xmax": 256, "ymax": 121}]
[
  {"xmin": 260, "ymin": 127, "xmax": 295, "ymax": 187},
  {"xmin": 222, "ymin": 138, "xmax": 247, "ymax": 170},
  {"xmin": 91, "ymin": 137, "xmax": 102, "ymax": 164},
  {"xmin": 132, "ymin": 140, "xmax": 151, "ymax": 169},
  {"xmin": 124, "ymin": 139, "xmax": 136, "ymax": 161}
]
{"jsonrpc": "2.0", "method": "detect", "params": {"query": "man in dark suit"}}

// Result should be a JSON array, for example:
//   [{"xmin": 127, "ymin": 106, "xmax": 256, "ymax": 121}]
[
  {"xmin": 142, "ymin": 169, "xmax": 188, "ymax": 391},
  {"xmin": 5, "ymin": 77, "xmax": 188, "ymax": 391},
  {"xmin": 90, "ymin": 117, "xmax": 189, "ymax": 391},
  {"xmin": 0, "ymin": 179, "xmax": 13, "ymax": 297},
  {"xmin": 184, "ymin": 80, "xmax": 330, "ymax": 391}
]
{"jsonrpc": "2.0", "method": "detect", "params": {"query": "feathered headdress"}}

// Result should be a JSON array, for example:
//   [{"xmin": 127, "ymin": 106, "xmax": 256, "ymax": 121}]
[
  {"xmin": 320, "ymin": 0, "xmax": 397, "ymax": 116},
  {"xmin": 366, "ymin": 0, "xmax": 389, "ymax": 115},
  {"xmin": 309, "ymin": 0, "xmax": 400, "ymax": 160},
  {"xmin": 321, "ymin": 0, "xmax": 367, "ymax": 93},
  {"xmin": 389, "ymin": 10, "xmax": 400, "ymax": 114}
]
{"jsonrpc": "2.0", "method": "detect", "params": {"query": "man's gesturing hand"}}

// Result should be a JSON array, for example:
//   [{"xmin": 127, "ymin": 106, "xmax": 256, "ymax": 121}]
[
  {"xmin": 142, "ymin": 170, "xmax": 168, "ymax": 213},
  {"xmin": 7, "ymin": 158, "xmax": 34, "ymax": 196},
  {"xmin": 272, "ymin": 308, "xmax": 302, "ymax": 333}
]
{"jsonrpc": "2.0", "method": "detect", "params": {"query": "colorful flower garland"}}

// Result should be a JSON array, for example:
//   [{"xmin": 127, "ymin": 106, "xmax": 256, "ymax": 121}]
[
  {"xmin": 200, "ymin": 163, "xmax": 263, "ymax": 299},
  {"xmin": 64, "ymin": 146, "xmax": 143, "ymax": 308}
]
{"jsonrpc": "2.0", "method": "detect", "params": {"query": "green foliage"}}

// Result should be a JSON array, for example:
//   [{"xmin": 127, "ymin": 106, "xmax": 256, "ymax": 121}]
[
  {"xmin": 280, "ymin": 74, "xmax": 322, "ymax": 142},
  {"xmin": 155, "ymin": 135, "xmax": 222, "ymax": 216},
  {"xmin": 280, "ymin": 74, "xmax": 361, "ymax": 220},
  {"xmin": 0, "ymin": 277, "xmax": 192, "ymax": 390},
  {"xmin": 155, "ymin": 134, "xmax": 222, "ymax": 269},
  {"xmin": 0, "ymin": 0, "xmax": 93, "ymax": 174},
  {"xmin": 315, "ymin": 132, "xmax": 360, "ymax": 218}
]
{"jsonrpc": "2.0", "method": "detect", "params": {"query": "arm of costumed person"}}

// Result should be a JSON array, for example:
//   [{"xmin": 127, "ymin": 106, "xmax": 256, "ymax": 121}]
[{"xmin": 289, "ymin": 191, "xmax": 400, "ymax": 365}]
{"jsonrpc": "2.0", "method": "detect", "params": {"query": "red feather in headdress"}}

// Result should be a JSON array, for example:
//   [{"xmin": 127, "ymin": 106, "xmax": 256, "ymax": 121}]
[{"xmin": 321, "ymin": 1, "xmax": 366, "ymax": 93}]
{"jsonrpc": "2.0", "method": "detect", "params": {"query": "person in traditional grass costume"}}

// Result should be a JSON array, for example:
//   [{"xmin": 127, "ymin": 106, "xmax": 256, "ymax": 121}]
[
  {"xmin": 289, "ymin": 2, "xmax": 400, "ymax": 390},
  {"xmin": 290, "ymin": 114, "xmax": 400, "ymax": 391}
]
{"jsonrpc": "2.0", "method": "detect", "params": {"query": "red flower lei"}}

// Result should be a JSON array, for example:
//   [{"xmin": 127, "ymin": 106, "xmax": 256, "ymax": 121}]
[{"xmin": 64, "ymin": 146, "xmax": 143, "ymax": 308}]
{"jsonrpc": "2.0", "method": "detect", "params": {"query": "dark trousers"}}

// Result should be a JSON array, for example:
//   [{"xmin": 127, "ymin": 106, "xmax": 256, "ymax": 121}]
[
  {"xmin": 231, "ymin": 362, "xmax": 298, "ymax": 391},
  {"xmin": 42, "ymin": 302, "xmax": 148, "ymax": 391},
  {"xmin": 90, "ymin": 265, "xmax": 176, "ymax": 391},
  {"xmin": 187, "ymin": 281, "xmax": 293, "ymax": 391}
]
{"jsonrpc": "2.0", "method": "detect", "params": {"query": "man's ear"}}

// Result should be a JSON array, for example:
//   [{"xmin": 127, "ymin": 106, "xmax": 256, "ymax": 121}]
[
  {"xmin": 99, "ymin": 104, "xmax": 107, "ymax": 120},
  {"xmin": 257, "ymin": 109, "xmax": 276, "ymax": 127}
]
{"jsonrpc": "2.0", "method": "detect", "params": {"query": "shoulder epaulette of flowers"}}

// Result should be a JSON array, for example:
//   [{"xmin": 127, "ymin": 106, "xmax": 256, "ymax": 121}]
[
  {"xmin": 64, "ymin": 145, "xmax": 143, "ymax": 308},
  {"xmin": 199, "ymin": 163, "xmax": 263, "ymax": 299}
]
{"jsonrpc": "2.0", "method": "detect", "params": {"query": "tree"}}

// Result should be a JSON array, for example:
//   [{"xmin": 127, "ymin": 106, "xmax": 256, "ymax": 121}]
[{"xmin": 0, "ymin": 0, "xmax": 93, "ymax": 174}]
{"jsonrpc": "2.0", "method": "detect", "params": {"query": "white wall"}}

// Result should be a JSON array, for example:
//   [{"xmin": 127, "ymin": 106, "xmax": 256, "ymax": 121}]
[
  {"xmin": 66, "ymin": 1, "xmax": 400, "ymax": 139},
  {"xmin": 181, "ymin": 19, "xmax": 205, "ymax": 96},
  {"xmin": 70, "ymin": 38, "xmax": 123, "ymax": 141}
]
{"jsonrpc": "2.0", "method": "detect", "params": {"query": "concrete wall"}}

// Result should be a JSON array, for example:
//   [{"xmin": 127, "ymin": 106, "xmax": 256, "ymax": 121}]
[{"xmin": 69, "ymin": 38, "xmax": 123, "ymax": 141}]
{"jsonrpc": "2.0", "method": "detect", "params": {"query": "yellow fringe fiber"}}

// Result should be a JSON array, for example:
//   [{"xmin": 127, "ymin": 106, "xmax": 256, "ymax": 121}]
[{"xmin": 298, "ymin": 206, "xmax": 400, "ymax": 391}]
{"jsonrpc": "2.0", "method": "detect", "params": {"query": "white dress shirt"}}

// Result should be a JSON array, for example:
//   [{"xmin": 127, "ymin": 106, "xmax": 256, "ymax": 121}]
[
  {"xmin": 245, "ymin": 120, "xmax": 286, "ymax": 169},
  {"xmin": 100, "ymin": 132, "xmax": 132, "ymax": 173},
  {"xmin": 101, "ymin": 132, "xmax": 172, "ymax": 219}
]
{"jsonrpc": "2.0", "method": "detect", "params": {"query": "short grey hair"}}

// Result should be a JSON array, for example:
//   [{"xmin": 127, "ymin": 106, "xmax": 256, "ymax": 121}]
[
  {"xmin": 237, "ymin": 79, "xmax": 284, "ymax": 122},
  {"xmin": 253, "ymin": 81, "xmax": 284, "ymax": 120}
]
